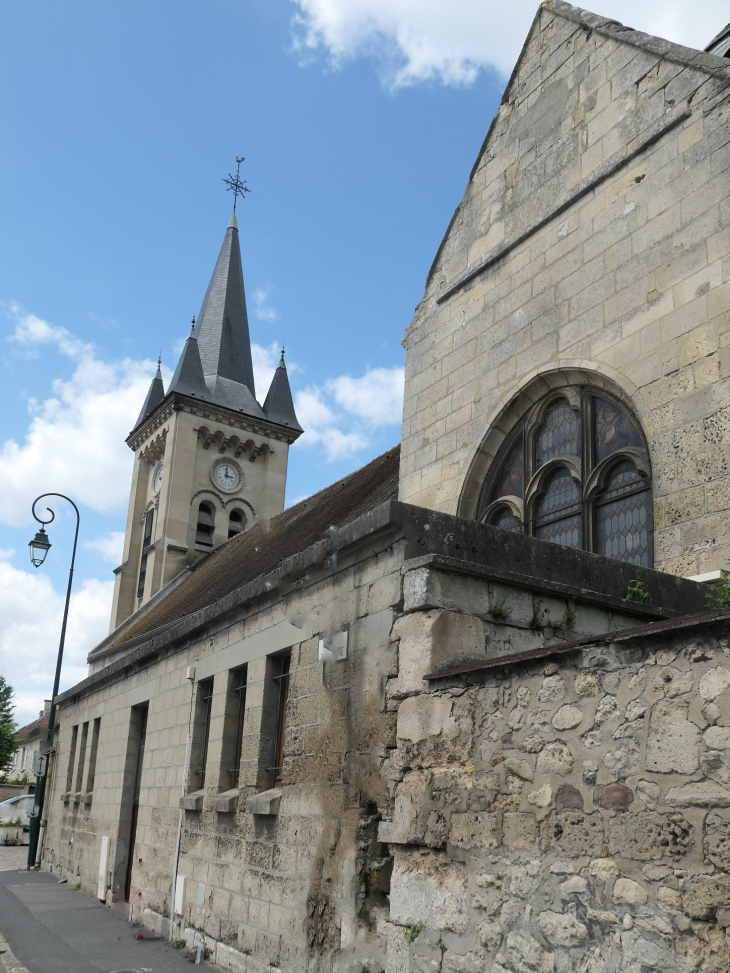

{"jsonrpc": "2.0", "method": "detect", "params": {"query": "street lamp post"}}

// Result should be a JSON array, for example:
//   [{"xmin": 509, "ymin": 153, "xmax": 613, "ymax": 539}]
[{"xmin": 26, "ymin": 493, "xmax": 80, "ymax": 869}]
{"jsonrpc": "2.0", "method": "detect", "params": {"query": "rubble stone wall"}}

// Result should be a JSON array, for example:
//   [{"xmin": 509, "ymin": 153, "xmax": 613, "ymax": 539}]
[{"xmin": 377, "ymin": 567, "xmax": 730, "ymax": 973}]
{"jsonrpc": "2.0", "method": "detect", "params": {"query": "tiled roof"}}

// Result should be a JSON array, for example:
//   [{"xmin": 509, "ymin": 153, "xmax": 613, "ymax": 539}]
[
  {"xmin": 17, "ymin": 716, "xmax": 51, "ymax": 741},
  {"xmin": 108, "ymin": 445, "xmax": 400, "ymax": 649}
]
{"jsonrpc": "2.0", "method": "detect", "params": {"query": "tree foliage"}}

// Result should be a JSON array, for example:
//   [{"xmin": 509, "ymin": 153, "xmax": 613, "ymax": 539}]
[{"xmin": 0, "ymin": 675, "xmax": 19, "ymax": 779}]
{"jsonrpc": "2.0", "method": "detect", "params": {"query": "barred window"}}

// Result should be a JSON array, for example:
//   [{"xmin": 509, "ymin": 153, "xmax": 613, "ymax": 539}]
[{"xmin": 479, "ymin": 387, "xmax": 652, "ymax": 566}]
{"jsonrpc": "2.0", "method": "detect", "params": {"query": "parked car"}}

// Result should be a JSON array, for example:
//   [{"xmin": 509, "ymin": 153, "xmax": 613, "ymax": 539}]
[{"xmin": 0, "ymin": 793, "xmax": 35, "ymax": 824}]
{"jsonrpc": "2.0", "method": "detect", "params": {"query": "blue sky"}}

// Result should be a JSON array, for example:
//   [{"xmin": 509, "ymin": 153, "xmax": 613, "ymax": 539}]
[{"xmin": 0, "ymin": 0, "xmax": 724, "ymax": 727}]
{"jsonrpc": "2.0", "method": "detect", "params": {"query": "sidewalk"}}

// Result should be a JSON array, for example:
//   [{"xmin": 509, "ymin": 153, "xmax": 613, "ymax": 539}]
[{"xmin": 0, "ymin": 858, "xmax": 211, "ymax": 973}]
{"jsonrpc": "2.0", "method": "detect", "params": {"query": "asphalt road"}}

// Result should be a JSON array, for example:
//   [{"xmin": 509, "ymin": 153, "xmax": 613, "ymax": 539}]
[{"xmin": 0, "ymin": 866, "xmax": 210, "ymax": 973}]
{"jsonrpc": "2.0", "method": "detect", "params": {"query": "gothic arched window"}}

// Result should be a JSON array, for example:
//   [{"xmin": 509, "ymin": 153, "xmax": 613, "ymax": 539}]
[{"xmin": 477, "ymin": 387, "xmax": 652, "ymax": 567}]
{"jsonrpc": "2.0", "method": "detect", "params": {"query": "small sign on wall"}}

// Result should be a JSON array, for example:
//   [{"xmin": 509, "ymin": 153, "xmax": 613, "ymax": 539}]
[{"xmin": 318, "ymin": 627, "xmax": 349, "ymax": 663}]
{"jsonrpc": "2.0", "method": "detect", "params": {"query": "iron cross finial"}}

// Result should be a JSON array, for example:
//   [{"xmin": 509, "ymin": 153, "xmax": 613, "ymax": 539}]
[{"xmin": 223, "ymin": 156, "xmax": 251, "ymax": 213}]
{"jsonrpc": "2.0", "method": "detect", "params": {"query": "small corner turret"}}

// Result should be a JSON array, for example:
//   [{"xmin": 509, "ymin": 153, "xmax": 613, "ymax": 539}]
[
  {"xmin": 110, "ymin": 189, "xmax": 303, "ymax": 633},
  {"xmin": 263, "ymin": 348, "xmax": 303, "ymax": 432}
]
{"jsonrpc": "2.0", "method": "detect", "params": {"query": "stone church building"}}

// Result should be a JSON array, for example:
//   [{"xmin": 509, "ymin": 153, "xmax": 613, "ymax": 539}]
[{"xmin": 40, "ymin": 4, "xmax": 730, "ymax": 972}]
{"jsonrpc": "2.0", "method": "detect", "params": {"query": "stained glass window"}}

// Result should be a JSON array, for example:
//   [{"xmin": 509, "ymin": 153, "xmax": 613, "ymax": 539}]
[
  {"xmin": 594, "ymin": 398, "xmax": 643, "ymax": 462},
  {"xmin": 535, "ymin": 398, "xmax": 579, "ymax": 467},
  {"xmin": 595, "ymin": 461, "xmax": 650, "ymax": 566},
  {"xmin": 534, "ymin": 469, "xmax": 582, "ymax": 548},
  {"xmin": 478, "ymin": 386, "xmax": 652, "ymax": 566},
  {"xmin": 491, "ymin": 434, "xmax": 524, "ymax": 501},
  {"xmin": 490, "ymin": 506, "xmax": 522, "ymax": 532}
]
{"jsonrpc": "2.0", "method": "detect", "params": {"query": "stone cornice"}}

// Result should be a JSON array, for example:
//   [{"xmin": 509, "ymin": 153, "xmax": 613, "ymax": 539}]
[{"xmin": 126, "ymin": 391, "xmax": 302, "ymax": 452}]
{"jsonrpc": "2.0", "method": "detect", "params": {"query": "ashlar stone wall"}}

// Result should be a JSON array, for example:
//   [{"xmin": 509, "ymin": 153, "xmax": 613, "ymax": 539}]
[
  {"xmin": 43, "ymin": 530, "xmax": 405, "ymax": 973},
  {"xmin": 399, "ymin": 2, "xmax": 730, "ymax": 577}
]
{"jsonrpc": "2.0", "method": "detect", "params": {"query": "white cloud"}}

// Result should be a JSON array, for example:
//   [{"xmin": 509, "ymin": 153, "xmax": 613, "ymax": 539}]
[
  {"xmin": 290, "ymin": 0, "xmax": 729, "ymax": 88},
  {"xmin": 252, "ymin": 341, "xmax": 281, "ymax": 396},
  {"xmin": 84, "ymin": 531, "xmax": 125, "ymax": 565},
  {"xmin": 327, "ymin": 366, "xmax": 404, "ymax": 426},
  {"xmin": 253, "ymin": 286, "xmax": 278, "ymax": 323},
  {"xmin": 293, "ymin": 365, "xmax": 403, "ymax": 461},
  {"xmin": 0, "ymin": 560, "xmax": 112, "ymax": 728},
  {"xmin": 1, "ymin": 304, "xmax": 161, "ymax": 525}
]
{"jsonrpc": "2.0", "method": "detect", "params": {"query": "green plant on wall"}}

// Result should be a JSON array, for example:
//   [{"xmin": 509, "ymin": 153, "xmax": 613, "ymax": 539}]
[
  {"xmin": 404, "ymin": 925, "xmax": 421, "ymax": 944},
  {"xmin": 626, "ymin": 580, "xmax": 649, "ymax": 604},
  {"xmin": 488, "ymin": 597, "xmax": 513, "ymax": 621},
  {"xmin": 706, "ymin": 561, "xmax": 730, "ymax": 608}
]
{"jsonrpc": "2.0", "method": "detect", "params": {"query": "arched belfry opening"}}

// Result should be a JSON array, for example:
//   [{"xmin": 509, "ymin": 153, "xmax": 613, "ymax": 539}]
[{"xmin": 463, "ymin": 376, "xmax": 653, "ymax": 568}]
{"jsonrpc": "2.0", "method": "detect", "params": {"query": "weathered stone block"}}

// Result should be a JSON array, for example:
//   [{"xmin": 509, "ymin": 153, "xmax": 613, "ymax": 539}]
[
  {"xmin": 537, "ymin": 910, "xmax": 588, "ymax": 947},
  {"xmin": 593, "ymin": 784, "xmax": 633, "ymax": 810},
  {"xmin": 555, "ymin": 785, "xmax": 583, "ymax": 809},
  {"xmin": 536, "ymin": 740, "xmax": 574, "ymax": 777},
  {"xmin": 378, "ymin": 771, "xmax": 432, "ymax": 846},
  {"xmin": 683, "ymin": 873, "xmax": 730, "ymax": 920},
  {"xmin": 666, "ymin": 781, "xmax": 730, "ymax": 808},
  {"xmin": 494, "ymin": 932, "xmax": 553, "ymax": 973},
  {"xmin": 390, "ymin": 850, "xmax": 468, "ymax": 933},
  {"xmin": 609, "ymin": 811, "xmax": 693, "ymax": 860},
  {"xmin": 645, "ymin": 699, "xmax": 700, "ymax": 774},
  {"xmin": 704, "ymin": 814, "xmax": 730, "ymax": 870},
  {"xmin": 449, "ymin": 812, "xmax": 501, "ymax": 851},
  {"xmin": 503, "ymin": 812, "xmax": 538, "ymax": 850},
  {"xmin": 391, "ymin": 611, "xmax": 487, "ymax": 694},
  {"xmin": 540, "ymin": 811, "xmax": 607, "ymax": 858},
  {"xmin": 396, "ymin": 693, "xmax": 473, "ymax": 768}
]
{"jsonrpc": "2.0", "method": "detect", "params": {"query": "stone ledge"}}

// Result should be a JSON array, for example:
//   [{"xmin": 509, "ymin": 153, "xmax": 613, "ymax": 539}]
[
  {"xmin": 211, "ymin": 789, "xmax": 239, "ymax": 814},
  {"xmin": 180, "ymin": 790, "xmax": 204, "ymax": 812},
  {"xmin": 83, "ymin": 792, "xmax": 93, "ymax": 806},
  {"xmin": 244, "ymin": 788, "xmax": 281, "ymax": 816}
]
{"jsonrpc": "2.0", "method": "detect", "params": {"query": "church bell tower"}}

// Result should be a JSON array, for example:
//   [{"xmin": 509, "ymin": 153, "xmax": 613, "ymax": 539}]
[{"xmin": 109, "ymin": 205, "xmax": 302, "ymax": 633}]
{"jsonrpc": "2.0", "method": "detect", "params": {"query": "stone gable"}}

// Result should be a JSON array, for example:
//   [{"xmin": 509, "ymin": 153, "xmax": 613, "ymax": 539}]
[{"xmin": 400, "ymin": 1, "xmax": 730, "ymax": 577}]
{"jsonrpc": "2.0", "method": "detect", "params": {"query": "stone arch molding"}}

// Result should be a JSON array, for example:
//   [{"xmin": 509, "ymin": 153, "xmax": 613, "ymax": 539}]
[
  {"xmin": 457, "ymin": 363, "xmax": 648, "ymax": 522},
  {"xmin": 189, "ymin": 489, "xmax": 256, "ymax": 518}
]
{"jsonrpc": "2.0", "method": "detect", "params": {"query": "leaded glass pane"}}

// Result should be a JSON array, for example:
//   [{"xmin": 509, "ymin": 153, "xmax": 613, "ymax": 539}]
[
  {"xmin": 535, "ymin": 468, "xmax": 582, "ymax": 549},
  {"xmin": 490, "ymin": 506, "xmax": 522, "ymax": 533},
  {"xmin": 491, "ymin": 435, "xmax": 524, "ymax": 502},
  {"xmin": 595, "ymin": 460, "xmax": 650, "ymax": 567},
  {"xmin": 594, "ymin": 397, "xmax": 643, "ymax": 462},
  {"xmin": 535, "ymin": 399, "xmax": 580, "ymax": 467}
]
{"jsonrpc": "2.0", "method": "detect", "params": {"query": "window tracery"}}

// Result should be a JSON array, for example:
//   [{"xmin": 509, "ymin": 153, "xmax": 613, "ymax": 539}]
[{"xmin": 477, "ymin": 387, "xmax": 652, "ymax": 567}]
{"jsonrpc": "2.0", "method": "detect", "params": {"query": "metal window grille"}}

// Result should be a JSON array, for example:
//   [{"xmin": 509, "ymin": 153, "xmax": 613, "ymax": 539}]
[
  {"xmin": 229, "ymin": 668, "xmax": 247, "ymax": 787},
  {"xmin": 198, "ymin": 680, "xmax": 214, "ymax": 788}
]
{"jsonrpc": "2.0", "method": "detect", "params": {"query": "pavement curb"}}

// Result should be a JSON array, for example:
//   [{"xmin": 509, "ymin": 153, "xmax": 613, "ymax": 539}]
[{"xmin": 0, "ymin": 934, "xmax": 31, "ymax": 973}]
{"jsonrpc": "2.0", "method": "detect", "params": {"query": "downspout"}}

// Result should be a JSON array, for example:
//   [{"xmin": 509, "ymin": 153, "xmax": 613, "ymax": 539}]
[{"xmin": 169, "ymin": 668, "xmax": 196, "ymax": 940}]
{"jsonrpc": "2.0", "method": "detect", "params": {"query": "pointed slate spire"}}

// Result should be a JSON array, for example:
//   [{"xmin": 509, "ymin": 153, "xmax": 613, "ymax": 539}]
[
  {"xmin": 195, "ymin": 212, "xmax": 257, "ymax": 398},
  {"xmin": 168, "ymin": 324, "xmax": 210, "ymax": 400},
  {"xmin": 263, "ymin": 348, "xmax": 303, "ymax": 433},
  {"xmin": 134, "ymin": 360, "xmax": 165, "ymax": 429}
]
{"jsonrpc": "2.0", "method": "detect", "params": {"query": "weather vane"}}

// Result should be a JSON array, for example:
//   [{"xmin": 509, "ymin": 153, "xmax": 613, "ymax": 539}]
[{"xmin": 223, "ymin": 156, "xmax": 251, "ymax": 213}]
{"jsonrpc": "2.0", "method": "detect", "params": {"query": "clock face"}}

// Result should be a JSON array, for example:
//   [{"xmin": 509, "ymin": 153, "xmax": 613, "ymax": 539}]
[
  {"xmin": 215, "ymin": 464, "xmax": 238, "ymax": 488},
  {"xmin": 153, "ymin": 465, "xmax": 163, "ymax": 493}
]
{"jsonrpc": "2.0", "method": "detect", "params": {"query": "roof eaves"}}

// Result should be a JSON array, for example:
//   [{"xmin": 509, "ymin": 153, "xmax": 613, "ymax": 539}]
[{"xmin": 58, "ymin": 497, "xmax": 404, "ymax": 707}]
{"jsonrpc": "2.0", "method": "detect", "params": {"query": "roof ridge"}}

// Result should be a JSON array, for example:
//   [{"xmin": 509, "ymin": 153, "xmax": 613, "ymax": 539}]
[{"xmin": 547, "ymin": 1, "xmax": 730, "ymax": 77}]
